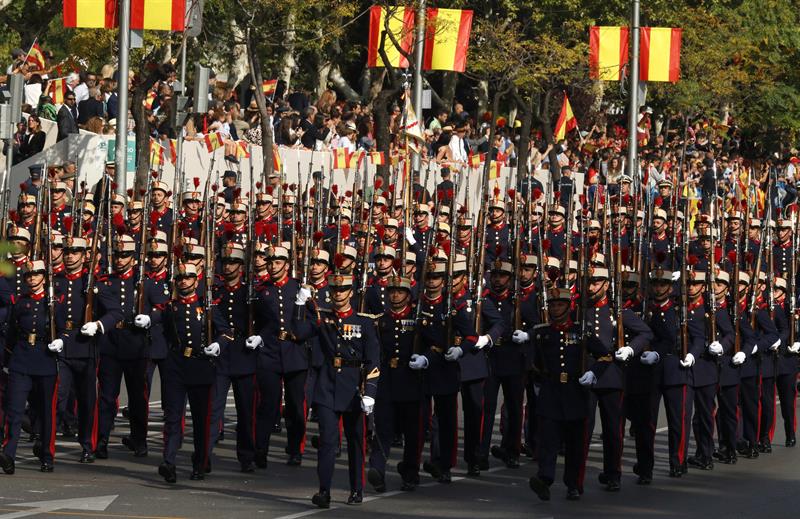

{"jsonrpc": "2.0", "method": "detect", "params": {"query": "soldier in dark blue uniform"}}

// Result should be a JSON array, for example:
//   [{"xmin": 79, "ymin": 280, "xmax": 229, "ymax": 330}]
[
  {"xmin": 179, "ymin": 189, "xmax": 203, "ymax": 240},
  {"xmin": 527, "ymin": 287, "xmax": 590, "ymax": 501},
  {"xmin": 248, "ymin": 243, "xmax": 309, "ymax": 467},
  {"xmin": 141, "ymin": 241, "xmax": 171, "ymax": 417},
  {"xmin": 158, "ymin": 263, "xmax": 231, "ymax": 483},
  {"xmin": 758, "ymin": 276, "xmax": 788, "ymax": 451},
  {"xmin": 773, "ymin": 277, "xmax": 799, "ymax": 447},
  {"xmin": 292, "ymin": 274, "xmax": 380, "ymax": 507},
  {"xmin": 363, "ymin": 245, "xmax": 395, "ymax": 314},
  {"xmin": 546, "ymin": 205, "xmax": 567, "ymax": 260},
  {"xmin": 578, "ymin": 266, "xmax": 653, "ymax": 491},
  {"xmin": 483, "ymin": 194, "xmax": 510, "ymax": 268},
  {"xmin": 367, "ymin": 276, "xmax": 423, "ymax": 492},
  {"xmin": 0, "ymin": 260, "xmax": 64, "ymax": 474},
  {"xmin": 207, "ymin": 244, "xmax": 258, "ymax": 472},
  {"xmin": 149, "ymin": 180, "xmax": 173, "ymax": 233}
]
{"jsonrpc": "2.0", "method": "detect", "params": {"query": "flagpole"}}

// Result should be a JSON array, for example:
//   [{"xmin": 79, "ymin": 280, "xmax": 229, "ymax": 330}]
[
  {"xmin": 115, "ymin": 0, "xmax": 132, "ymax": 195},
  {"xmin": 411, "ymin": 0, "xmax": 426, "ymax": 174},
  {"xmin": 23, "ymin": 37, "xmax": 37, "ymax": 66},
  {"xmin": 626, "ymin": 0, "xmax": 641, "ymax": 180}
]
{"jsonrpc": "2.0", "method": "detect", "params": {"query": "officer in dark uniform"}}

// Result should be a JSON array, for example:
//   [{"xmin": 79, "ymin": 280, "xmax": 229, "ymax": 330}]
[
  {"xmin": 248, "ymin": 242, "xmax": 309, "ymax": 467},
  {"xmin": 207, "ymin": 244, "xmax": 258, "ymax": 472},
  {"xmin": 149, "ymin": 180, "xmax": 174, "ymax": 233},
  {"xmin": 0, "ymin": 260, "xmax": 64, "ymax": 474},
  {"xmin": 221, "ymin": 170, "xmax": 239, "ymax": 204},
  {"xmin": 527, "ymin": 287, "xmax": 590, "ymax": 501},
  {"xmin": 159, "ymin": 263, "xmax": 231, "ymax": 483},
  {"xmin": 367, "ymin": 275, "xmax": 423, "ymax": 492},
  {"xmin": 774, "ymin": 277, "xmax": 799, "ymax": 446},
  {"xmin": 758, "ymin": 276, "xmax": 788, "ymax": 452},
  {"xmin": 141, "ymin": 240, "xmax": 171, "ymax": 414},
  {"xmin": 483, "ymin": 193, "xmax": 510, "ymax": 268},
  {"xmin": 293, "ymin": 274, "xmax": 380, "ymax": 508},
  {"xmin": 363, "ymin": 245, "xmax": 396, "ymax": 314}
]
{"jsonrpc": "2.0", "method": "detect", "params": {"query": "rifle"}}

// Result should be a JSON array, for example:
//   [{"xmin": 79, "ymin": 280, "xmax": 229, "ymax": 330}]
[
  {"xmin": 85, "ymin": 173, "xmax": 108, "ymax": 324},
  {"xmin": 615, "ymin": 192, "xmax": 624, "ymax": 351},
  {"xmin": 790, "ymin": 203, "xmax": 799, "ymax": 347},
  {"xmin": 31, "ymin": 162, "xmax": 48, "ymax": 260},
  {"xmin": 136, "ymin": 184, "xmax": 151, "ymax": 315},
  {"xmin": 247, "ymin": 147, "xmax": 257, "ymax": 336},
  {"xmin": 444, "ymin": 170, "xmax": 462, "ymax": 341},
  {"xmin": 205, "ymin": 180, "xmax": 218, "ymax": 348},
  {"xmin": 45, "ymin": 177, "xmax": 56, "ymax": 343},
  {"xmin": 749, "ymin": 172, "xmax": 771, "ymax": 328},
  {"xmin": 680, "ymin": 191, "xmax": 690, "ymax": 358}
]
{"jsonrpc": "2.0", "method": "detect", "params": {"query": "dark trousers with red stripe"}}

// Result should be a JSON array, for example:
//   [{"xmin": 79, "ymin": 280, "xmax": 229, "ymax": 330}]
[
  {"xmin": 1, "ymin": 371, "xmax": 57, "ymax": 464},
  {"xmin": 57, "ymin": 358, "xmax": 98, "ymax": 453},
  {"xmin": 717, "ymin": 384, "xmax": 739, "ymax": 451},
  {"xmin": 162, "ymin": 378, "xmax": 212, "ymax": 470},
  {"xmin": 97, "ymin": 356, "xmax": 149, "ymax": 451},
  {"xmin": 256, "ymin": 369, "xmax": 307, "ymax": 457},
  {"xmin": 587, "ymin": 389, "xmax": 624, "ymax": 484},
  {"xmin": 316, "ymin": 403, "xmax": 364, "ymax": 492},
  {"xmin": 369, "ymin": 399, "xmax": 421, "ymax": 482},
  {"xmin": 691, "ymin": 384, "xmax": 717, "ymax": 460},
  {"xmin": 776, "ymin": 373, "xmax": 797, "ymax": 440},
  {"xmin": 480, "ymin": 374, "xmax": 524, "ymax": 460},
  {"xmin": 209, "ymin": 373, "xmax": 256, "ymax": 466},
  {"xmin": 523, "ymin": 376, "xmax": 538, "ymax": 452},
  {"xmin": 758, "ymin": 376, "xmax": 776, "ymax": 444},
  {"xmin": 662, "ymin": 384, "xmax": 690, "ymax": 469},
  {"xmin": 0, "ymin": 369, "xmax": 7, "ymax": 443},
  {"xmin": 537, "ymin": 416, "xmax": 587, "ymax": 492},
  {"xmin": 739, "ymin": 375, "xmax": 760, "ymax": 445},
  {"xmin": 460, "ymin": 379, "xmax": 485, "ymax": 466},
  {"xmin": 428, "ymin": 393, "xmax": 458, "ymax": 470},
  {"xmin": 626, "ymin": 390, "xmax": 658, "ymax": 477}
]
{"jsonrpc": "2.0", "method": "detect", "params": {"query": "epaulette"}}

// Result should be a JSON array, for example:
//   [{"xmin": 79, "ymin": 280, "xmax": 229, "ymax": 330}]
[
  {"xmin": 481, "ymin": 288, "xmax": 490, "ymax": 297},
  {"xmin": 96, "ymin": 275, "xmax": 109, "ymax": 283},
  {"xmin": 358, "ymin": 312, "xmax": 383, "ymax": 320}
]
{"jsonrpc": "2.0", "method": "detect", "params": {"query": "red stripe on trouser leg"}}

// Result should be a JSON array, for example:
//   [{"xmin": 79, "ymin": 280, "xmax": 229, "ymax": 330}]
[
  {"xmin": 577, "ymin": 417, "xmax": 589, "ymax": 492},
  {"xmin": 616, "ymin": 391, "xmax": 624, "ymax": 473},
  {"xmin": 300, "ymin": 397, "xmax": 307, "ymax": 454},
  {"xmin": 202, "ymin": 386, "xmax": 213, "ymax": 469},
  {"xmin": 49, "ymin": 377, "xmax": 60, "ymax": 459},
  {"xmin": 452, "ymin": 399, "xmax": 459, "ymax": 468},
  {"xmin": 769, "ymin": 385, "xmax": 777, "ymax": 442},
  {"xmin": 756, "ymin": 376, "xmax": 762, "ymax": 440},
  {"xmin": 793, "ymin": 384, "xmax": 798, "ymax": 433},
  {"xmin": 417, "ymin": 403, "xmax": 425, "ymax": 465},
  {"xmin": 678, "ymin": 386, "xmax": 686, "ymax": 465},
  {"xmin": 91, "ymin": 363, "xmax": 100, "ymax": 451}
]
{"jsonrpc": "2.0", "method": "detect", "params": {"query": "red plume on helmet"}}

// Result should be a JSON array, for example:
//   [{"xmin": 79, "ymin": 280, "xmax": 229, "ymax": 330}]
[
  {"xmin": 376, "ymin": 224, "xmax": 385, "ymax": 240},
  {"xmin": 256, "ymin": 181, "xmax": 263, "ymax": 190},
  {"xmin": 714, "ymin": 246, "xmax": 723, "ymax": 263},
  {"xmin": 111, "ymin": 182, "xmax": 118, "ymax": 191},
  {"xmin": 127, "ymin": 188, "xmax": 134, "ymax": 198},
  {"xmin": 374, "ymin": 177, "xmax": 384, "ymax": 190},
  {"xmin": 532, "ymin": 187, "xmax": 543, "ymax": 200},
  {"xmin": 688, "ymin": 254, "xmax": 699, "ymax": 266},
  {"xmin": 151, "ymin": 170, "xmax": 159, "ymax": 179},
  {"xmin": 493, "ymin": 186, "xmax": 500, "ymax": 198},
  {"xmin": 332, "ymin": 184, "xmax": 339, "ymax": 196},
  {"xmin": 387, "ymin": 183, "xmax": 395, "ymax": 194},
  {"xmin": 441, "ymin": 240, "xmax": 451, "ymax": 257},
  {"xmin": 295, "ymin": 221, "xmax": 303, "ymax": 233},
  {"xmin": 211, "ymin": 183, "xmax": 219, "ymax": 192},
  {"xmin": 266, "ymin": 185, "xmax": 274, "ymax": 196},
  {"xmin": 193, "ymin": 177, "xmax": 200, "ymax": 189},
  {"xmin": 341, "ymin": 223, "xmax": 351, "ymax": 241},
  {"xmin": 112, "ymin": 213, "xmax": 126, "ymax": 234},
  {"xmin": 334, "ymin": 253, "xmax": 346, "ymax": 269},
  {"xmin": 578, "ymin": 194, "xmax": 586, "ymax": 206},
  {"xmin": 8, "ymin": 209, "xmax": 18, "ymax": 223},
  {"xmin": 63, "ymin": 216, "xmax": 74, "ymax": 235},
  {"xmin": 654, "ymin": 196, "xmax": 663, "ymax": 207},
  {"xmin": 172, "ymin": 245, "xmax": 183, "ymax": 260}
]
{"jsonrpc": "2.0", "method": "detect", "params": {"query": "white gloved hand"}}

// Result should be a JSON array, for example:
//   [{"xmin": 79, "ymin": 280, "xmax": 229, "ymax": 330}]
[
  {"xmin": 361, "ymin": 395, "xmax": 375, "ymax": 415},
  {"xmin": 134, "ymin": 314, "xmax": 151, "ymax": 329},
  {"xmin": 204, "ymin": 342, "xmax": 221, "ymax": 357},
  {"xmin": 578, "ymin": 371, "xmax": 597, "ymax": 386},
  {"xmin": 512, "ymin": 330, "xmax": 529, "ymax": 344},
  {"xmin": 732, "ymin": 351, "xmax": 746, "ymax": 365},
  {"xmin": 671, "ymin": 271, "xmax": 681, "ymax": 281},
  {"xmin": 770, "ymin": 339, "xmax": 781, "ymax": 351},
  {"xmin": 404, "ymin": 226, "xmax": 417, "ymax": 246},
  {"xmin": 615, "ymin": 345, "xmax": 634, "ymax": 362},
  {"xmin": 752, "ymin": 344, "xmax": 759, "ymax": 355},
  {"xmin": 246, "ymin": 335, "xmax": 263, "ymax": 349},
  {"xmin": 789, "ymin": 342, "xmax": 800, "ymax": 354},
  {"xmin": 47, "ymin": 339, "xmax": 64, "ymax": 353},
  {"xmin": 640, "ymin": 351, "xmax": 660, "ymax": 365},
  {"xmin": 409, "ymin": 353, "xmax": 429, "ymax": 370},
  {"xmin": 444, "ymin": 346, "xmax": 464, "ymax": 361},
  {"xmin": 80, "ymin": 321, "xmax": 99, "ymax": 336},
  {"xmin": 475, "ymin": 335, "xmax": 491, "ymax": 350},
  {"xmin": 680, "ymin": 353, "xmax": 695, "ymax": 368},
  {"xmin": 708, "ymin": 341, "xmax": 723, "ymax": 356},
  {"xmin": 295, "ymin": 286, "xmax": 312, "ymax": 305}
]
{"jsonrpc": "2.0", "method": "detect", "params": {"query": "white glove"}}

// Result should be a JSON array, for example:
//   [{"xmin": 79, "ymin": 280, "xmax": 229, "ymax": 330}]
[
  {"xmin": 680, "ymin": 353, "xmax": 695, "ymax": 368},
  {"xmin": 752, "ymin": 344, "xmax": 759, "ymax": 355},
  {"xmin": 640, "ymin": 351, "xmax": 660, "ymax": 365},
  {"xmin": 246, "ymin": 335, "xmax": 263, "ymax": 349},
  {"xmin": 80, "ymin": 321, "xmax": 99, "ymax": 336},
  {"xmin": 770, "ymin": 339, "xmax": 781, "ymax": 351},
  {"xmin": 47, "ymin": 339, "xmax": 63, "ymax": 353},
  {"xmin": 409, "ymin": 353, "xmax": 428, "ymax": 370},
  {"xmin": 360, "ymin": 395, "xmax": 375, "ymax": 415},
  {"xmin": 204, "ymin": 342, "xmax": 221, "ymax": 357},
  {"xmin": 512, "ymin": 330, "xmax": 529, "ymax": 344},
  {"xmin": 671, "ymin": 271, "xmax": 680, "ymax": 281},
  {"xmin": 708, "ymin": 341, "xmax": 723, "ymax": 356},
  {"xmin": 444, "ymin": 346, "xmax": 463, "ymax": 361},
  {"xmin": 789, "ymin": 342, "xmax": 800, "ymax": 354},
  {"xmin": 134, "ymin": 314, "xmax": 151, "ymax": 329},
  {"xmin": 615, "ymin": 345, "xmax": 634, "ymax": 362},
  {"xmin": 475, "ymin": 335, "xmax": 491, "ymax": 350},
  {"xmin": 732, "ymin": 351, "xmax": 746, "ymax": 365},
  {"xmin": 295, "ymin": 287, "xmax": 312, "ymax": 305},
  {"xmin": 404, "ymin": 227, "xmax": 417, "ymax": 246},
  {"xmin": 578, "ymin": 371, "xmax": 597, "ymax": 386}
]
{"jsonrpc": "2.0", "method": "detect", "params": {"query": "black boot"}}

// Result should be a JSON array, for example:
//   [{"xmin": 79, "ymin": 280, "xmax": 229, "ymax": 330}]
[{"xmin": 312, "ymin": 490, "xmax": 331, "ymax": 509}]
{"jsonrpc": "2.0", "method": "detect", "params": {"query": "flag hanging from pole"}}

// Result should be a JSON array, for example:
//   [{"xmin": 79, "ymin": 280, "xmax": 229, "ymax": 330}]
[
  {"xmin": 639, "ymin": 27, "xmax": 682, "ymax": 83},
  {"xmin": 422, "ymin": 8, "xmax": 473, "ymax": 72},
  {"xmin": 489, "ymin": 161, "xmax": 502, "ymax": 180},
  {"xmin": 332, "ymin": 148, "xmax": 350, "ymax": 170},
  {"xmin": 168, "ymin": 139, "xmax": 177, "ymax": 163},
  {"xmin": 273, "ymin": 151, "xmax": 282, "ymax": 172},
  {"xmin": 235, "ymin": 141, "xmax": 250, "ymax": 160},
  {"xmin": 366, "ymin": 5, "xmax": 416, "ymax": 68},
  {"xmin": 468, "ymin": 153, "xmax": 485, "ymax": 169},
  {"xmin": 589, "ymin": 26, "xmax": 630, "ymax": 81},
  {"xmin": 262, "ymin": 79, "xmax": 277, "ymax": 96},
  {"xmin": 369, "ymin": 151, "xmax": 385, "ymax": 166},
  {"xmin": 25, "ymin": 41, "xmax": 46, "ymax": 70},
  {"xmin": 143, "ymin": 90, "xmax": 157, "ymax": 110},
  {"xmin": 46, "ymin": 78, "xmax": 68, "ymax": 104},
  {"xmin": 130, "ymin": 0, "xmax": 186, "ymax": 31},
  {"xmin": 400, "ymin": 92, "xmax": 424, "ymax": 151},
  {"xmin": 204, "ymin": 132, "xmax": 224, "ymax": 153},
  {"xmin": 347, "ymin": 150, "xmax": 365, "ymax": 170},
  {"xmin": 553, "ymin": 93, "xmax": 578, "ymax": 142},
  {"xmin": 149, "ymin": 138, "xmax": 165, "ymax": 168},
  {"xmin": 63, "ymin": 0, "xmax": 117, "ymax": 28}
]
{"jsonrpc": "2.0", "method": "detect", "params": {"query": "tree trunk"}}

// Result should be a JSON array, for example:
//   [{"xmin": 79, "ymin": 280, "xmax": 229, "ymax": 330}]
[
  {"xmin": 132, "ymin": 63, "xmax": 168, "ymax": 193},
  {"xmin": 441, "ymin": 71, "xmax": 457, "ymax": 111},
  {"xmin": 515, "ymin": 92, "xmax": 535, "ymax": 182},
  {"xmin": 539, "ymin": 89, "xmax": 560, "ymax": 182},
  {"xmin": 247, "ymin": 28, "xmax": 274, "ymax": 182},
  {"xmin": 365, "ymin": 69, "xmax": 387, "ymax": 108},
  {"xmin": 476, "ymin": 79, "xmax": 489, "ymax": 124},
  {"xmin": 227, "ymin": 22, "xmax": 250, "ymax": 90},
  {"xmin": 373, "ymin": 87, "xmax": 398, "ymax": 180},
  {"xmin": 329, "ymin": 66, "xmax": 361, "ymax": 101},
  {"xmin": 279, "ymin": 9, "xmax": 297, "ymax": 91}
]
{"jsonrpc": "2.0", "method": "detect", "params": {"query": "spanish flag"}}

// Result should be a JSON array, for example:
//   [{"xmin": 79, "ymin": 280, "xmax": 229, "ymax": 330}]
[
  {"xmin": 204, "ymin": 131, "xmax": 224, "ymax": 153},
  {"xmin": 273, "ymin": 151, "xmax": 283, "ymax": 172},
  {"xmin": 130, "ymin": 0, "xmax": 186, "ymax": 31},
  {"xmin": 422, "ymin": 8, "xmax": 473, "ymax": 72},
  {"xmin": 332, "ymin": 148, "xmax": 350, "ymax": 170},
  {"xmin": 553, "ymin": 93, "xmax": 577, "ymax": 142},
  {"xmin": 168, "ymin": 139, "xmax": 177, "ymax": 163},
  {"xmin": 639, "ymin": 27, "xmax": 682, "ymax": 83},
  {"xmin": 25, "ymin": 41, "xmax": 46, "ymax": 70},
  {"xmin": 369, "ymin": 151, "xmax": 385, "ymax": 166},
  {"xmin": 63, "ymin": 0, "xmax": 117, "ymax": 28},
  {"xmin": 262, "ymin": 79, "xmax": 277, "ymax": 96},
  {"xmin": 489, "ymin": 161, "xmax": 502, "ymax": 180},
  {"xmin": 46, "ymin": 78, "xmax": 68, "ymax": 104},
  {"xmin": 235, "ymin": 141, "xmax": 250, "ymax": 160},
  {"xmin": 150, "ymin": 138, "xmax": 165, "ymax": 168},
  {"xmin": 367, "ymin": 5, "xmax": 415, "ymax": 68},
  {"xmin": 143, "ymin": 90, "xmax": 157, "ymax": 110},
  {"xmin": 589, "ymin": 26, "xmax": 629, "ymax": 81},
  {"xmin": 468, "ymin": 153, "xmax": 485, "ymax": 168},
  {"xmin": 347, "ymin": 150, "xmax": 365, "ymax": 170}
]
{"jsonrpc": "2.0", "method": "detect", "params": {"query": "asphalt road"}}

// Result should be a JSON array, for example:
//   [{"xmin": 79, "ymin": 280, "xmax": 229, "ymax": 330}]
[{"xmin": 0, "ymin": 377, "xmax": 799, "ymax": 519}]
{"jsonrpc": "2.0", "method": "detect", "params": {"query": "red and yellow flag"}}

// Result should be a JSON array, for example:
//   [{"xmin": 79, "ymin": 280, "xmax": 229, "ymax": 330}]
[
  {"xmin": 168, "ymin": 139, "xmax": 177, "ymax": 163},
  {"xmin": 367, "ymin": 5, "xmax": 415, "ymax": 68},
  {"xmin": 63, "ymin": 0, "xmax": 117, "ymax": 28},
  {"xmin": 204, "ymin": 132, "xmax": 224, "ymax": 153},
  {"xmin": 262, "ymin": 79, "xmax": 277, "ymax": 96},
  {"xmin": 149, "ymin": 138, "xmax": 165, "ymax": 168},
  {"xmin": 589, "ymin": 26, "xmax": 630, "ymax": 81},
  {"xmin": 235, "ymin": 141, "xmax": 250, "ymax": 160},
  {"xmin": 369, "ymin": 151, "xmax": 385, "ymax": 166},
  {"xmin": 422, "ymin": 8, "xmax": 473, "ymax": 72},
  {"xmin": 26, "ymin": 42, "xmax": 46, "ymax": 70},
  {"xmin": 130, "ymin": 0, "xmax": 185, "ymax": 31},
  {"xmin": 489, "ymin": 161, "xmax": 502, "ymax": 180},
  {"xmin": 46, "ymin": 78, "xmax": 68, "ymax": 104},
  {"xmin": 143, "ymin": 90, "xmax": 157, "ymax": 110},
  {"xmin": 273, "ymin": 151, "xmax": 282, "ymax": 172},
  {"xmin": 639, "ymin": 27, "xmax": 682, "ymax": 83},
  {"xmin": 468, "ymin": 153, "xmax": 485, "ymax": 168},
  {"xmin": 347, "ymin": 150, "xmax": 365, "ymax": 170},
  {"xmin": 553, "ymin": 93, "xmax": 578, "ymax": 142},
  {"xmin": 332, "ymin": 148, "xmax": 350, "ymax": 170}
]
